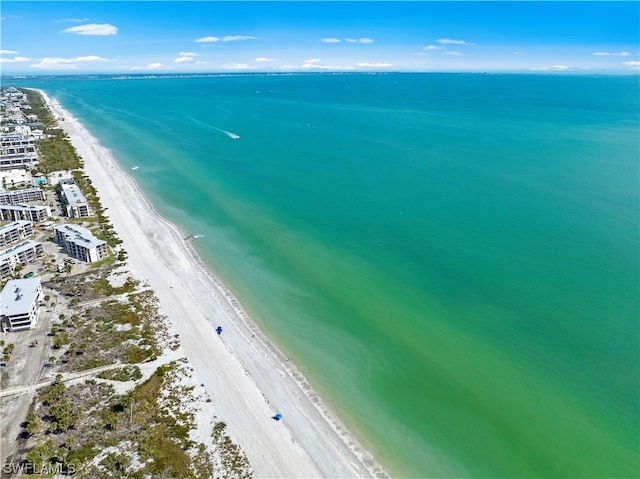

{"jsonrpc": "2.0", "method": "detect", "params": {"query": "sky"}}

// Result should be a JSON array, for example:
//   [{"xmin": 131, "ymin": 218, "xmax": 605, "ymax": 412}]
[{"xmin": 1, "ymin": 1, "xmax": 639, "ymax": 74}]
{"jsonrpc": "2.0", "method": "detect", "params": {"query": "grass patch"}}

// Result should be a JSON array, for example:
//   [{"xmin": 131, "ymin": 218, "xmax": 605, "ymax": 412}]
[{"xmin": 97, "ymin": 365, "xmax": 142, "ymax": 382}]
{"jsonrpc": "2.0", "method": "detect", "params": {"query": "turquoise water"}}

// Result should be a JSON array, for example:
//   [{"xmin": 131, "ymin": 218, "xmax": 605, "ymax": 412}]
[{"xmin": 10, "ymin": 74, "xmax": 639, "ymax": 477}]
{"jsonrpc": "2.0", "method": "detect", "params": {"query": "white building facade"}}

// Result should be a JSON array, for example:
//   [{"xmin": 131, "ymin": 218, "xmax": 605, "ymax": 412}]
[
  {"xmin": 60, "ymin": 182, "xmax": 90, "ymax": 218},
  {"xmin": 0, "ymin": 133, "xmax": 39, "ymax": 170},
  {"xmin": 0, "ymin": 277, "xmax": 43, "ymax": 332},
  {"xmin": 53, "ymin": 224, "xmax": 108, "ymax": 263},
  {"xmin": 0, "ymin": 187, "xmax": 45, "ymax": 204},
  {"xmin": 0, "ymin": 203, "xmax": 51, "ymax": 222},
  {"xmin": 0, "ymin": 240, "xmax": 45, "ymax": 277},
  {"xmin": 0, "ymin": 220, "xmax": 34, "ymax": 248}
]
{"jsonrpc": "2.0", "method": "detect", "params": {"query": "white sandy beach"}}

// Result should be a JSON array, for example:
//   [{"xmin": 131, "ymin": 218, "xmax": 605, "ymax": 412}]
[{"xmin": 39, "ymin": 90, "xmax": 389, "ymax": 479}]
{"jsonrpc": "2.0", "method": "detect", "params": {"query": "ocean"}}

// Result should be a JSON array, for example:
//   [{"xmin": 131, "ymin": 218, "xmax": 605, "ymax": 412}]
[{"xmin": 8, "ymin": 73, "xmax": 639, "ymax": 477}]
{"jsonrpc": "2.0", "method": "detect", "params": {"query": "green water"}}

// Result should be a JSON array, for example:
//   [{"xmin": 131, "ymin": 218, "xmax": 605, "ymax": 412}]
[{"xmin": 13, "ymin": 74, "xmax": 639, "ymax": 477}]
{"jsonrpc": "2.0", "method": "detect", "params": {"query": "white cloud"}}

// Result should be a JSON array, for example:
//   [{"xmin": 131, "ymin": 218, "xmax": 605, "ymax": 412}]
[
  {"xmin": 513, "ymin": 51, "xmax": 524, "ymax": 55},
  {"xmin": 593, "ymin": 51, "xmax": 630, "ymax": 57},
  {"xmin": 174, "ymin": 51, "xmax": 198, "ymax": 63},
  {"xmin": 223, "ymin": 35, "xmax": 257, "ymax": 42},
  {"xmin": 321, "ymin": 38, "xmax": 341, "ymax": 43},
  {"xmin": 195, "ymin": 35, "xmax": 257, "ymax": 43},
  {"xmin": 254, "ymin": 57, "xmax": 275, "ymax": 62},
  {"xmin": 530, "ymin": 65, "xmax": 570, "ymax": 72},
  {"xmin": 0, "ymin": 56, "xmax": 31, "ymax": 63},
  {"xmin": 195, "ymin": 61, "xmax": 209, "ymax": 65},
  {"xmin": 622, "ymin": 60, "xmax": 640, "ymax": 67},
  {"xmin": 304, "ymin": 58, "xmax": 321, "ymax": 64},
  {"xmin": 282, "ymin": 62, "xmax": 355, "ymax": 71},
  {"xmin": 437, "ymin": 38, "xmax": 476, "ymax": 46},
  {"xmin": 61, "ymin": 23, "xmax": 118, "ymax": 36},
  {"xmin": 129, "ymin": 63, "xmax": 169, "ymax": 71},
  {"xmin": 54, "ymin": 17, "xmax": 90, "ymax": 23},
  {"xmin": 195, "ymin": 36, "xmax": 220, "ymax": 43},
  {"xmin": 222, "ymin": 63, "xmax": 257, "ymax": 70},
  {"xmin": 346, "ymin": 38, "xmax": 375, "ymax": 44},
  {"xmin": 1, "ymin": 49, "xmax": 19, "ymax": 54},
  {"xmin": 444, "ymin": 51, "xmax": 462, "ymax": 56},
  {"xmin": 301, "ymin": 63, "xmax": 354, "ymax": 70},
  {"xmin": 148, "ymin": 62, "xmax": 168, "ymax": 70},
  {"xmin": 31, "ymin": 55, "xmax": 111, "ymax": 69},
  {"xmin": 356, "ymin": 62, "xmax": 393, "ymax": 68},
  {"xmin": 424, "ymin": 45, "xmax": 445, "ymax": 50}
]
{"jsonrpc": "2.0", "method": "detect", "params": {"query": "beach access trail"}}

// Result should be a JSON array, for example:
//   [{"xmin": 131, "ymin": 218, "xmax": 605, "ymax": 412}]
[{"xmin": 41, "ymin": 91, "xmax": 388, "ymax": 479}]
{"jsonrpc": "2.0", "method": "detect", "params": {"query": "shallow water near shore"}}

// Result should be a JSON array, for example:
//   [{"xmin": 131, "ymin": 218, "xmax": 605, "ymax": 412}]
[{"xmin": 10, "ymin": 74, "xmax": 639, "ymax": 477}]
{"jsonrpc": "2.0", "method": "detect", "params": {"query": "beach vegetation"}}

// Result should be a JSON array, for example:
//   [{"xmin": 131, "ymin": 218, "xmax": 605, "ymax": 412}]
[
  {"xmin": 90, "ymin": 255, "xmax": 117, "ymax": 269},
  {"xmin": 97, "ymin": 365, "xmax": 142, "ymax": 382},
  {"xmin": 24, "ymin": 411, "xmax": 42, "ymax": 436},
  {"xmin": 91, "ymin": 277, "xmax": 139, "ymax": 296},
  {"xmin": 36, "ymin": 129, "xmax": 83, "ymax": 173},
  {"xmin": 25, "ymin": 438, "xmax": 55, "ymax": 465},
  {"xmin": 212, "ymin": 422, "xmax": 253, "ymax": 477},
  {"xmin": 22, "ymin": 89, "xmax": 56, "ymax": 127},
  {"xmin": 69, "ymin": 171, "xmax": 122, "ymax": 247}
]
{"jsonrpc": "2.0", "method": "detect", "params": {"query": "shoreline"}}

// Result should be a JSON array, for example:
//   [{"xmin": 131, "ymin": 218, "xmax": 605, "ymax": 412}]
[{"xmin": 35, "ymin": 88, "xmax": 389, "ymax": 478}]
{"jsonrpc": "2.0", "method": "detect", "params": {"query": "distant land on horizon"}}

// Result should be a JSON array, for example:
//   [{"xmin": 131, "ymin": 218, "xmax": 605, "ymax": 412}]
[
  {"xmin": 2, "ymin": 71, "xmax": 638, "ymax": 82},
  {"xmin": 1, "ymin": 1, "xmax": 638, "ymax": 75}
]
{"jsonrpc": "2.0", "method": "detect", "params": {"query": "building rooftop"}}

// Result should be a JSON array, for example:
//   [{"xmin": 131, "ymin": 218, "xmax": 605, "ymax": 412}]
[
  {"xmin": 54, "ymin": 223, "xmax": 105, "ymax": 249},
  {"xmin": 0, "ymin": 203, "xmax": 48, "ymax": 212},
  {"xmin": 0, "ymin": 277, "xmax": 41, "ymax": 316},
  {"xmin": 0, "ymin": 220, "xmax": 31, "ymax": 233},
  {"xmin": 0, "ymin": 239, "xmax": 42, "ymax": 262},
  {"xmin": 61, "ymin": 182, "xmax": 87, "ymax": 205}
]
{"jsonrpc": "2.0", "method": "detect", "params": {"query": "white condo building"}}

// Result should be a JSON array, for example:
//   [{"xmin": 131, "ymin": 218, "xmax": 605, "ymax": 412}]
[
  {"xmin": 0, "ymin": 277, "xmax": 43, "ymax": 332},
  {"xmin": 0, "ymin": 133, "xmax": 39, "ymax": 170},
  {"xmin": 0, "ymin": 187, "xmax": 45, "ymax": 205},
  {"xmin": 53, "ymin": 224, "xmax": 108, "ymax": 263},
  {"xmin": 0, "ymin": 220, "xmax": 34, "ymax": 248},
  {"xmin": 60, "ymin": 182, "xmax": 90, "ymax": 218},
  {"xmin": 0, "ymin": 203, "xmax": 51, "ymax": 222},
  {"xmin": 0, "ymin": 239, "xmax": 45, "ymax": 277}
]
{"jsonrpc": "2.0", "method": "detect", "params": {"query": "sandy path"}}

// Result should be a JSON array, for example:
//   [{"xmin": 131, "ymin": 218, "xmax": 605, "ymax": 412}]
[
  {"xmin": 0, "ymin": 364, "xmax": 122, "ymax": 398},
  {"xmin": 39, "ymin": 91, "xmax": 388, "ymax": 479}
]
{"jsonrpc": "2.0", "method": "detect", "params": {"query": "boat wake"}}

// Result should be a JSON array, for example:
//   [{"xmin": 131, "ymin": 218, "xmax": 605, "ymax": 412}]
[
  {"xmin": 223, "ymin": 131, "xmax": 240, "ymax": 140},
  {"xmin": 184, "ymin": 116, "xmax": 239, "ymax": 139}
]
